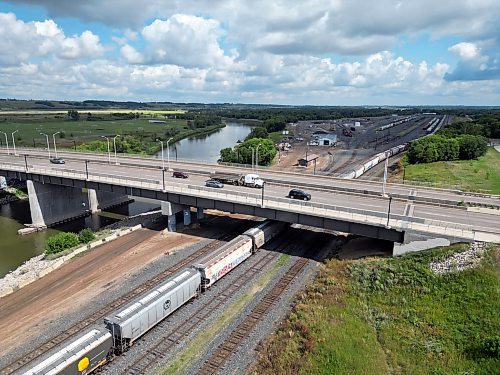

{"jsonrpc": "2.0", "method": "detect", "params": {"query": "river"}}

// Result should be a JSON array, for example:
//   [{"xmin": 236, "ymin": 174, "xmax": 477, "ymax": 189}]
[{"xmin": 0, "ymin": 122, "xmax": 252, "ymax": 277}]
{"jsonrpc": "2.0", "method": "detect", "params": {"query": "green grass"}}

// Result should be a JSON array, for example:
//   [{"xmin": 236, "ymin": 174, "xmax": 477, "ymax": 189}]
[
  {"xmin": 252, "ymin": 244, "xmax": 500, "ymax": 375},
  {"xmin": 402, "ymin": 147, "xmax": 500, "ymax": 193}
]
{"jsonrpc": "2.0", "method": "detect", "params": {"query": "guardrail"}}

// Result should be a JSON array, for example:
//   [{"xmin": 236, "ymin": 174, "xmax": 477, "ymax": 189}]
[{"xmin": 1, "ymin": 161, "xmax": 486, "ymax": 242}]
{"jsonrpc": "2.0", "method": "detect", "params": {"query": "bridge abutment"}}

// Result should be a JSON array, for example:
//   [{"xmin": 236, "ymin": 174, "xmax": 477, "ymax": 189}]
[{"xmin": 393, "ymin": 231, "xmax": 456, "ymax": 256}]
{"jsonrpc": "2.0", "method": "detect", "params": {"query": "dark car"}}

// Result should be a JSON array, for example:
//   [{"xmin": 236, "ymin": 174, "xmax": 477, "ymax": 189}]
[
  {"xmin": 49, "ymin": 157, "xmax": 65, "ymax": 164},
  {"xmin": 172, "ymin": 171, "xmax": 189, "ymax": 179},
  {"xmin": 205, "ymin": 179, "xmax": 224, "ymax": 188},
  {"xmin": 287, "ymin": 189, "xmax": 311, "ymax": 201}
]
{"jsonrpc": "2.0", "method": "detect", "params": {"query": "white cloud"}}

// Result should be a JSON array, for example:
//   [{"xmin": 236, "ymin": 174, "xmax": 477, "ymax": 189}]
[
  {"xmin": 449, "ymin": 42, "xmax": 481, "ymax": 61},
  {"xmin": 0, "ymin": 13, "xmax": 104, "ymax": 66},
  {"xmin": 123, "ymin": 15, "xmax": 234, "ymax": 69}
]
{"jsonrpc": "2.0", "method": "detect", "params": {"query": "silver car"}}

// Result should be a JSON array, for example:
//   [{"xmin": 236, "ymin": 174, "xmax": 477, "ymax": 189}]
[{"xmin": 205, "ymin": 179, "xmax": 224, "ymax": 188}]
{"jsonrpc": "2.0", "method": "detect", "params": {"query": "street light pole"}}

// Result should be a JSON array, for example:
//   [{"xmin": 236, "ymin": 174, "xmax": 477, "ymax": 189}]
[
  {"xmin": 157, "ymin": 139, "xmax": 165, "ymax": 170},
  {"xmin": 261, "ymin": 181, "xmax": 265, "ymax": 207},
  {"xmin": 40, "ymin": 132, "xmax": 50, "ymax": 159},
  {"xmin": 256, "ymin": 143, "xmax": 261, "ymax": 172},
  {"xmin": 113, "ymin": 135, "xmax": 121, "ymax": 164},
  {"xmin": 11, "ymin": 130, "xmax": 18, "ymax": 156},
  {"xmin": 85, "ymin": 160, "xmax": 89, "ymax": 180},
  {"xmin": 0, "ymin": 131, "xmax": 9, "ymax": 155},
  {"xmin": 166, "ymin": 137, "xmax": 173, "ymax": 171},
  {"xmin": 24, "ymin": 154, "xmax": 28, "ymax": 172},
  {"xmin": 52, "ymin": 132, "xmax": 60, "ymax": 159},
  {"xmin": 386, "ymin": 196, "xmax": 393, "ymax": 228},
  {"xmin": 382, "ymin": 155, "xmax": 389, "ymax": 197},
  {"xmin": 101, "ymin": 136, "xmax": 111, "ymax": 164},
  {"xmin": 249, "ymin": 146, "xmax": 255, "ymax": 171}
]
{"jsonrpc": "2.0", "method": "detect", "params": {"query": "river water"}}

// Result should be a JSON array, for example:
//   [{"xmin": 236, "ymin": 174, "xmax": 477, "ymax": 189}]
[
  {"xmin": 0, "ymin": 122, "xmax": 252, "ymax": 277},
  {"xmin": 164, "ymin": 121, "xmax": 252, "ymax": 163}
]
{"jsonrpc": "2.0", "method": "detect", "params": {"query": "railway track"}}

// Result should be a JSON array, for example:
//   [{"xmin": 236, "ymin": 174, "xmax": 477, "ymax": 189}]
[
  {"xmin": 0, "ymin": 219, "xmax": 255, "ymax": 375},
  {"xmin": 124, "ymin": 229, "xmax": 304, "ymax": 375},
  {"xmin": 198, "ymin": 257, "xmax": 309, "ymax": 374}
]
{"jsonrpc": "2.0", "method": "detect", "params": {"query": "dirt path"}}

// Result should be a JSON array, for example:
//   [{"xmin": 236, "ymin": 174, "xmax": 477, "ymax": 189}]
[{"xmin": 0, "ymin": 224, "xmax": 201, "ymax": 355}]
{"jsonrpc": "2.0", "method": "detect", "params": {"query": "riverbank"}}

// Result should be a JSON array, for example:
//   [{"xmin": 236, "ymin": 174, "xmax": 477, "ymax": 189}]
[{"xmin": 0, "ymin": 210, "xmax": 163, "ymax": 299}]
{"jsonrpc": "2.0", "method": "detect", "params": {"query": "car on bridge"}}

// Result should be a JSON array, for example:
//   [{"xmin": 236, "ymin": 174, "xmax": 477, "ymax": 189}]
[
  {"xmin": 172, "ymin": 171, "xmax": 189, "ymax": 179},
  {"xmin": 205, "ymin": 179, "xmax": 224, "ymax": 188},
  {"xmin": 287, "ymin": 189, "xmax": 311, "ymax": 201},
  {"xmin": 49, "ymin": 157, "xmax": 65, "ymax": 164}
]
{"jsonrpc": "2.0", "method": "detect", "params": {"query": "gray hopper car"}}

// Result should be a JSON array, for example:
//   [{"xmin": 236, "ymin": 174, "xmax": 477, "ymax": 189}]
[
  {"xmin": 22, "ymin": 328, "xmax": 112, "ymax": 375},
  {"xmin": 104, "ymin": 268, "xmax": 201, "ymax": 353}
]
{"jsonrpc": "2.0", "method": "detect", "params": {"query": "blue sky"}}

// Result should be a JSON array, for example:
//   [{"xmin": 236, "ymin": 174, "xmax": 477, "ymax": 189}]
[{"xmin": 0, "ymin": 0, "xmax": 499, "ymax": 105}]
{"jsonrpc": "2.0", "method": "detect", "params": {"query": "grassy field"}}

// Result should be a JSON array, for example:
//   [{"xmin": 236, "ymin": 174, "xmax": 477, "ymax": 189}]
[
  {"xmin": 400, "ymin": 147, "xmax": 500, "ymax": 193},
  {"xmin": 0, "ymin": 117, "xmax": 188, "ymax": 148},
  {"xmin": 251, "ymin": 244, "xmax": 499, "ymax": 375}
]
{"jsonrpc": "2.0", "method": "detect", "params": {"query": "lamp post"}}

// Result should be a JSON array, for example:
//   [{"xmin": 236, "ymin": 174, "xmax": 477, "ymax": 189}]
[
  {"xmin": 382, "ymin": 155, "xmax": 389, "ymax": 197},
  {"xmin": 113, "ymin": 135, "xmax": 121, "ymax": 165},
  {"xmin": 52, "ymin": 132, "xmax": 60, "ymax": 159},
  {"xmin": 256, "ymin": 143, "xmax": 262, "ymax": 171},
  {"xmin": 101, "ymin": 136, "xmax": 111, "ymax": 164},
  {"xmin": 40, "ymin": 132, "xmax": 50, "ymax": 159},
  {"xmin": 166, "ymin": 137, "xmax": 173, "ymax": 171},
  {"xmin": 261, "ymin": 181, "xmax": 266, "ymax": 207},
  {"xmin": 11, "ymin": 130, "xmax": 18, "ymax": 156},
  {"xmin": 386, "ymin": 196, "xmax": 393, "ymax": 228},
  {"xmin": 0, "ymin": 131, "xmax": 9, "ymax": 155},
  {"xmin": 249, "ymin": 146, "xmax": 255, "ymax": 171},
  {"xmin": 157, "ymin": 139, "xmax": 165, "ymax": 170}
]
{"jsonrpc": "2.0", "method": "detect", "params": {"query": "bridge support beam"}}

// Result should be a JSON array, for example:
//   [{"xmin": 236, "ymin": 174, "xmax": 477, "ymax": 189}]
[
  {"xmin": 161, "ymin": 201, "xmax": 184, "ymax": 232},
  {"xmin": 87, "ymin": 189, "xmax": 130, "ymax": 213},
  {"xmin": 183, "ymin": 208, "xmax": 192, "ymax": 226},
  {"xmin": 27, "ymin": 180, "xmax": 88, "ymax": 228},
  {"xmin": 26, "ymin": 181, "xmax": 130, "ymax": 228}
]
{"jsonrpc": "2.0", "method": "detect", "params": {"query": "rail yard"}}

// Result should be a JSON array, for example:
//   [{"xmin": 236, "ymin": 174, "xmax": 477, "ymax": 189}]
[{"xmin": 0, "ymin": 211, "xmax": 345, "ymax": 375}]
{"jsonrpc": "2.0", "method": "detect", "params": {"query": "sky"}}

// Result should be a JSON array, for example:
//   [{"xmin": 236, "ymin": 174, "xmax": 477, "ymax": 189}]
[{"xmin": 0, "ymin": 0, "xmax": 499, "ymax": 106}]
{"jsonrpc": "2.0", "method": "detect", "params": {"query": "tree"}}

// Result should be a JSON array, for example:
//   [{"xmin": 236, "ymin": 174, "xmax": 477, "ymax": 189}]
[
  {"xmin": 78, "ymin": 228, "xmax": 95, "ymax": 243},
  {"xmin": 458, "ymin": 135, "xmax": 488, "ymax": 159},
  {"xmin": 245, "ymin": 126, "xmax": 268, "ymax": 141},
  {"xmin": 67, "ymin": 110, "xmax": 80, "ymax": 121}
]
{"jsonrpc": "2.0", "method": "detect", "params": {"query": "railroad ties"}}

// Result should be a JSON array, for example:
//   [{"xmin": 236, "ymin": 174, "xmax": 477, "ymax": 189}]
[{"xmin": 198, "ymin": 257, "xmax": 309, "ymax": 375}]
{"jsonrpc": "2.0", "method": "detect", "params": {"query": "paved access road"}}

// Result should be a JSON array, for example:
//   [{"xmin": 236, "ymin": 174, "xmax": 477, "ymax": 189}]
[{"xmin": 1, "ymin": 149, "xmax": 499, "ymax": 235}]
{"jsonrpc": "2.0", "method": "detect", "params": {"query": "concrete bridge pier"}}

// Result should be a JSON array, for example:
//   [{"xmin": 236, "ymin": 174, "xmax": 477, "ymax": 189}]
[
  {"xmin": 87, "ymin": 189, "xmax": 131, "ymax": 213},
  {"xmin": 27, "ymin": 181, "xmax": 131, "ymax": 228},
  {"xmin": 196, "ymin": 207, "xmax": 204, "ymax": 220},
  {"xmin": 161, "ymin": 201, "xmax": 184, "ymax": 232},
  {"xmin": 0, "ymin": 176, "xmax": 6, "ymax": 189},
  {"xmin": 183, "ymin": 207, "xmax": 192, "ymax": 226},
  {"xmin": 27, "ymin": 180, "xmax": 88, "ymax": 228}
]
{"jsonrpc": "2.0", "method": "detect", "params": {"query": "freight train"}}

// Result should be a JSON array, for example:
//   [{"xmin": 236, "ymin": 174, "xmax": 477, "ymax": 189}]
[
  {"xmin": 20, "ymin": 220, "xmax": 287, "ymax": 375},
  {"xmin": 339, "ymin": 143, "xmax": 408, "ymax": 179}
]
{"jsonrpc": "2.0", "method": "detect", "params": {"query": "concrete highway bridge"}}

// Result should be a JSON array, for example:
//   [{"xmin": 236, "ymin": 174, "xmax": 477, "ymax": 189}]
[{"xmin": 1, "ymin": 148, "xmax": 499, "ymax": 254}]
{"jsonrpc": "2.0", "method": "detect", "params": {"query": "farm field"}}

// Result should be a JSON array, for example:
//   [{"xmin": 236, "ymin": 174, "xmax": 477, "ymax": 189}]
[
  {"xmin": 401, "ymin": 147, "xmax": 500, "ymax": 194},
  {"xmin": 252, "ymin": 243, "xmax": 500, "ymax": 375}
]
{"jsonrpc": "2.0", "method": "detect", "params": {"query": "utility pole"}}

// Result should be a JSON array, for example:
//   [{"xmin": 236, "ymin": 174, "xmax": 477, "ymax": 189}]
[{"xmin": 382, "ymin": 156, "xmax": 389, "ymax": 197}]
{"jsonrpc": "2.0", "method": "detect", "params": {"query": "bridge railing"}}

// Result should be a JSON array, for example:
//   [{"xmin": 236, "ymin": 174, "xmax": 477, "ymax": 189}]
[{"xmin": 0, "ymin": 162, "xmax": 480, "ymax": 239}]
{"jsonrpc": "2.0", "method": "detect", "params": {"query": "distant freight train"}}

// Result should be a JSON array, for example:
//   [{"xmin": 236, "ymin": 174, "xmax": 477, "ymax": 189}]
[
  {"xmin": 340, "ymin": 143, "xmax": 408, "ymax": 179},
  {"xmin": 20, "ymin": 220, "xmax": 287, "ymax": 375}
]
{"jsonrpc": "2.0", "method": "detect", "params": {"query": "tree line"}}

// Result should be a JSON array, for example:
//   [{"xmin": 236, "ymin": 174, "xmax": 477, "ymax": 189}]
[{"xmin": 407, "ymin": 115, "xmax": 498, "ymax": 164}]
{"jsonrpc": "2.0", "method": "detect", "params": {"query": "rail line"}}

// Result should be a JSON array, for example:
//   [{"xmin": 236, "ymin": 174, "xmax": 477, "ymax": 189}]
[
  {"xmin": 124, "ymin": 230, "xmax": 304, "ymax": 375},
  {"xmin": 0, "ymin": 219, "xmax": 255, "ymax": 375},
  {"xmin": 198, "ymin": 256, "xmax": 309, "ymax": 374}
]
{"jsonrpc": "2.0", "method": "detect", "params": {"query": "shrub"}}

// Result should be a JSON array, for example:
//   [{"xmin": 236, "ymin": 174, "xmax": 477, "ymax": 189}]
[
  {"xmin": 78, "ymin": 228, "xmax": 95, "ymax": 244},
  {"xmin": 479, "ymin": 336, "xmax": 500, "ymax": 359},
  {"xmin": 44, "ymin": 232, "xmax": 80, "ymax": 255}
]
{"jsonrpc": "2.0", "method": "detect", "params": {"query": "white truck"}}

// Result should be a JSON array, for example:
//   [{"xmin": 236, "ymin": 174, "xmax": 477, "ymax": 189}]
[{"xmin": 210, "ymin": 172, "xmax": 264, "ymax": 188}]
